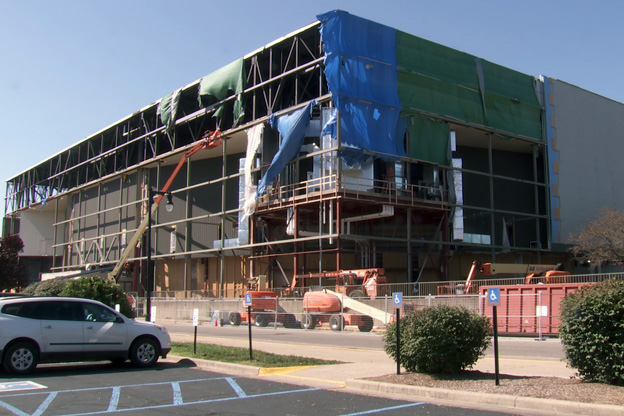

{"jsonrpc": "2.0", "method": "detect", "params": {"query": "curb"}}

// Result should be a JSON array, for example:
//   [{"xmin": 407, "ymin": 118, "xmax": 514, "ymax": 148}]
[
  {"xmin": 347, "ymin": 379, "xmax": 624, "ymax": 416},
  {"xmin": 166, "ymin": 355, "xmax": 261, "ymax": 377},
  {"xmin": 165, "ymin": 356, "xmax": 623, "ymax": 416}
]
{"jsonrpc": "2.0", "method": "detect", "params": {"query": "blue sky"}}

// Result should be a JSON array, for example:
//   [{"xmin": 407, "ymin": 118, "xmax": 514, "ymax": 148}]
[{"xmin": 1, "ymin": 0, "xmax": 623, "ymax": 228}]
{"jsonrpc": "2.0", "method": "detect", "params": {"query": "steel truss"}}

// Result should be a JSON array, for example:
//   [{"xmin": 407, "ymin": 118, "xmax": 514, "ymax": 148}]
[{"xmin": 5, "ymin": 22, "xmax": 324, "ymax": 216}]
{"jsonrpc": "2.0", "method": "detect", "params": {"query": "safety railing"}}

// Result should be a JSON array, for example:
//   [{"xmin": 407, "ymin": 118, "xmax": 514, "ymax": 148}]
[
  {"xmin": 130, "ymin": 291, "xmax": 480, "ymax": 328},
  {"xmin": 132, "ymin": 271, "xmax": 624, "ymax": 303},
  {"xmin": 256, "ymin": 174, "xmax": 447, "ymax": 212}
]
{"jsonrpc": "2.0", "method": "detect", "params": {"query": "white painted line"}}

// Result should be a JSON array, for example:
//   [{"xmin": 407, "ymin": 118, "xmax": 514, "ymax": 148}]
[
  {"xmin": 0, "ymin": 400, "xmax": 30, "ymax": 416},
  {"xmin": 32, "ymin": 392, "xmax": 57, "ymax": 416},
  {"xmin": 0, "ymin": 381, "xmax": 47, "ymax": 393},
  {"xmin": 225, "ymin": 377, "xmax": 247, "ymax": 397},
  {"xmin": 340, "ymin": 401, "xmax": 426, "ymax": 415},
  {"xmin": 107, "ymin": 387, "xmax": 120, "ymax": 412},
  {"xmin": 171, "ymin": 382, "xmax": 183, "ymax": 405}
]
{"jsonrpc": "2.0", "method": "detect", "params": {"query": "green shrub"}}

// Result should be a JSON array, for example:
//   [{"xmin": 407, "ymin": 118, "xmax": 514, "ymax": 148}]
[
  {"xmin": 22, "ymin": 279, "xmax": 68, "ymax": 296},
  {"xmin": 60, "ymin": 276, "xmax": 134, "ymax": 318},
  {"xmin": 384, "ymin": 305, "xmax": 492, "ymax": 374},
  {"xmin": 22, "ymin": 276, "xmax": 134, "ymax": 319},
  {"xmin": 559, "ymin": 279, "xmax": 624, "ymax": 385}
]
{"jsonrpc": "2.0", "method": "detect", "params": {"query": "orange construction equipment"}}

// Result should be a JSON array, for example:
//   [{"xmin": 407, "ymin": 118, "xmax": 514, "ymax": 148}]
[
  {"xmin": 229, "ymin": 291, "xmax": 298, "ymax": 328},
  {"xmin": 290, "ymin": 268, "xmax": 386, "ymax": 299},
  {"xmin": 292, "ymin": 268, "xmax": 386, "ymax": 332},
  {"xmin": 110, "ymin": 130, "xmax": 222, "ymax": 280},
  {"xmin": 460, "ymin": 261, "xmax": 569, "ymax": 294},
  {"xmin": 300, "ymin": 289, "xmax": 375, "ymax": 332}
]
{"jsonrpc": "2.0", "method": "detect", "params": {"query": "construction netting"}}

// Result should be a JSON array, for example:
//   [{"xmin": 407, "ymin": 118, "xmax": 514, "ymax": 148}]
[
  {"xmin": 198, "ymin": 57, "xmax": 245, "ymax": 126},
  {"xmin": 318, "ymin": 10, "xmax": 543, "ymax": 167}
]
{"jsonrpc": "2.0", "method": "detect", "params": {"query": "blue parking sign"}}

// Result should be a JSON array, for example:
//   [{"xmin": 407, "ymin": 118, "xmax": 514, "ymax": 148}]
[
  {"xmin": 393, "ymin": 292, "xmax": 402, "ymax": 306},
  {"xmin": 244, "ymin": 293, "xmax": 252, "ymax": 306},
  {"xmin": 488, "ymin": 288, "xmax": 500, "ymax": 306}
]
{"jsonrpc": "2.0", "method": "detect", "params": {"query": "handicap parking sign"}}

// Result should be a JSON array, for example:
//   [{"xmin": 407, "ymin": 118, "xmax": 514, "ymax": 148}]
[
  {"xmin": 488, "ymin": 288, "xmax": 500, "ymax": 306},
  {"xmin": 244, "ymin": 293, "xmax": 252, "ymax": 306},
  {"xmin": 393, "ymin": 292, "xmax": 402, "ymax": 306}
]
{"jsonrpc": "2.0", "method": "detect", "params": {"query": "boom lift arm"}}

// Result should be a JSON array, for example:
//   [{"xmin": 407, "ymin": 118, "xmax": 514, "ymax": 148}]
[
  {"xmin": 109, "ymin": 130, "xmax": 222, "ymax": 280},
  {"xmin": 464, "ymin": 261, "xmax": 566, "ymax": 293}
]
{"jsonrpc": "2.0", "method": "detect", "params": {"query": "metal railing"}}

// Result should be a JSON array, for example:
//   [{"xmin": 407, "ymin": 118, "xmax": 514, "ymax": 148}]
[
  {"xmin": 256, "ymin": 174, "xmax": 447, "ymax": 212},
  {"xmin": 131, "ymin": 271, "xmax": 624, "ymax": 302},
  {"xmin": 126, "ymin": 272, "xmax": 624, "ymax": 334},
  {"xmin": 131, "ymin": 293, "xmax": 481, "ymax": 327}
]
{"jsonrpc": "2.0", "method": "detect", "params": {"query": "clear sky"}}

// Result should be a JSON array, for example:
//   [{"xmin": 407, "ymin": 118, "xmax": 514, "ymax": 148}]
[{"xmin": 1, "ymin": 0, "xmax": 623, "ymax": 229}]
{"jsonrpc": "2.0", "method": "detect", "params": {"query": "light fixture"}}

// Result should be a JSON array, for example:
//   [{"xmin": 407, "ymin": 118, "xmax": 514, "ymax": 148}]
[
  {"xmin": 145, "ymin": 188, "xmax": 174, "ymax": 322},
  {"xmin": 165, "ymin": 193, "xmax": 174, "ymax": 212}
]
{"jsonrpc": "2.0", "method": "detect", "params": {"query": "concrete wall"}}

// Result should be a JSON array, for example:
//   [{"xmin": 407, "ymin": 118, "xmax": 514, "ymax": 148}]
[
  {"xmin": 20, "ymin": 210, "xmax": 55, "ymax": 256},
  {"xmin": 550, "ymin": 79, "xmax": 624, "ymax": 243}
]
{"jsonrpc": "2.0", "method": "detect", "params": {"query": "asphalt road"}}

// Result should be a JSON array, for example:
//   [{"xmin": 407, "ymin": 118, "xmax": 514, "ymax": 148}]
[
  {"xmin": 0, "ymin": 362, "xmax": 521, "ymax": 416},
  {"xmin": 162, "ymin": 321, "xmax": 566, "ymax": 361}
]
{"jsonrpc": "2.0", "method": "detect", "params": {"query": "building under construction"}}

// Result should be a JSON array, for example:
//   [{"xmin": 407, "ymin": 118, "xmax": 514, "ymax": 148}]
[{"xmin": 4, "ymin": 10, "xmax": 624, "ymax": 296}]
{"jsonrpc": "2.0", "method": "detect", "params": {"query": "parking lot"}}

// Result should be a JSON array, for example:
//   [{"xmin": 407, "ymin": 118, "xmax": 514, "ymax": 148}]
[{"xmin": 0, "ymin": 361, "xmax": 514, "ymax": 416}]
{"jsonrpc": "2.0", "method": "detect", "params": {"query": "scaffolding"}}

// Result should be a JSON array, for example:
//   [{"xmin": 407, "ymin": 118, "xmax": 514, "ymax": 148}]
[{"xmin": 4, "ymin": 14, "xmax": 556, "ymax": 296}]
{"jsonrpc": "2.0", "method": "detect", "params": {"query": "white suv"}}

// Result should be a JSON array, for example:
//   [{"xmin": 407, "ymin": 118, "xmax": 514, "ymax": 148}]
[{"xmin": 0, "ymin": 296, "xmax": 171, "ymax": 375}]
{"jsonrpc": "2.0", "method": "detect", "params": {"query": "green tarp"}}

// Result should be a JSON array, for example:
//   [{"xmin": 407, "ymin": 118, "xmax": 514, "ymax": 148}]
[
  {"xmin": 396, "ymin": 30, "xmax": 542, "ymax": 142},
  {"xmin": 407, "ymin": 115, "xmax": 450, "ymax": 165},
  {"xmin": 157, "ymin": 89, "xmax": 181, "ymax": 133},
  {"xmin": 198, "ymin": 58, "xmax": 245, "ymax": 126}
]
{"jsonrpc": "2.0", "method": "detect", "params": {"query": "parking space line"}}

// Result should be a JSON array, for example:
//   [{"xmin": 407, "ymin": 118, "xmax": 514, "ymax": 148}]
[
  {"xmin": 0, "ymin": 378, "xmax": 321, "ymax": 416},
  {"xmin": 107, "ymin": 387, "xmax": 120, "ymax": 412},
  {"xmin": 171, "ymin": 382, "xmax": 183, "ymax": 405},
  {"xmin": 54, "ymin": 386, "xmax": 323, "ymax": 416},
  {"xmin": 225, "ymin": 377, "xmax": 247, "ymax": 397},
  {"xmin": 33, "ymin": 392, "xmax": 57, "ymax": 416},
  {"xmin": 339, "ymin": 402, "xmax": 426, "ymax": 415},
  {"xmin": 0, "ymin": 377, "xmax": 223, "ymax": 397},
  {"xmin": 0, "ymin": 400, "xmax": 29, "ymax": 416}
]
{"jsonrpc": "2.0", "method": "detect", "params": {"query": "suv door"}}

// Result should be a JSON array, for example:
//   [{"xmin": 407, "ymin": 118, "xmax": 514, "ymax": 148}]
[
  {"xmin": 39, "ymin": 300, "xmax": 84, "ymax": 354},
  {"xmin": 81, "ymin": 302, "xmax": 128, "ymax": 353}
]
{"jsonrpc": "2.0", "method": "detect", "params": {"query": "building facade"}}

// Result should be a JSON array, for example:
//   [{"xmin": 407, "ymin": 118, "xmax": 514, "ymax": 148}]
[{"xmin": 4, "ymin": 11, "xmax": 624, "ymax": 294}]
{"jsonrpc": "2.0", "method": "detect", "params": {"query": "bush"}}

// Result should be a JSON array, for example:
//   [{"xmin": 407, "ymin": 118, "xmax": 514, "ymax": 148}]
[
  {"xmin": 60, "ymin": 276, "xmax": 134, "ymax": 318},
  {"xmin": 22, "ymin": 276, "xmax": 134, "ymax": 319},
  {"xmin": 559, "ymin": 279, "xmax": 624, "ymax": 385},
  {"xmin": 384, "ymin": 305, "xmax": 492, "ymax": 374},
  {"xmin": 22, "ymin": 279, "xmax": 68, "ymax": 296}
]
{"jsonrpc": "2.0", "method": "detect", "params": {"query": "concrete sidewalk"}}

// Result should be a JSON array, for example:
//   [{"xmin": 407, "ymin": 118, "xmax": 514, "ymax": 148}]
[{"xmin": 168, "ymin": 331, "xmax": 622, "ymax": 416}]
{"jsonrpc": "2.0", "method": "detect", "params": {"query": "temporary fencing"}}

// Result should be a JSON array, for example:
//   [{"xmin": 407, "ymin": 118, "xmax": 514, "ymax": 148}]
[{"xmin": 130, "ymin": 291, "xmax": 479, "ymax": 332}]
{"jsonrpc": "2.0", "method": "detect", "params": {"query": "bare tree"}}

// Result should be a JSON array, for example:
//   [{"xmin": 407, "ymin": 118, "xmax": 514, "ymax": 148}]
[{"xmin": 569, "ymin": 207, "xmax": 624, "ymax": 267}]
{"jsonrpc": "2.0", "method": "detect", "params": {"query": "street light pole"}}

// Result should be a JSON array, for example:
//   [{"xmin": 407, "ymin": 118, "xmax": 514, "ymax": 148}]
[{"xmin": 145, "ymin": 188, "xmax": 173, "ymax": 322}]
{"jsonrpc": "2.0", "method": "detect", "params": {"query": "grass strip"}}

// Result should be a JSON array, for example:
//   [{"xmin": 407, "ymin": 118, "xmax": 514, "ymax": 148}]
[{"xmin": 170, "ymin": 342, "xmax": 342, "ymax": 367}]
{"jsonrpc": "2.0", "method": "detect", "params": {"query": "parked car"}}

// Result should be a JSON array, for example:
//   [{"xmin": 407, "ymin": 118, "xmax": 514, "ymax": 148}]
[{"xmin": 0, "ymin": 296, "xmax": 171, "ymax": 375}]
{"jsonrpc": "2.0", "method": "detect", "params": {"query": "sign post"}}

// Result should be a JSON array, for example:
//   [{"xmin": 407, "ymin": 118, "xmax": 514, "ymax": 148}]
[
  {"xmin": 245, "ymin": 293, "xmax": 253, "ymax": 360},
  {"xmin": 488, "ymin": 288, "xmax": 501, "ymax": 386},
  {"xmin": 393, "ymin": 292, "xmax": 403, "ymax": 375},
  {"xmin": 192, "ymin": 308, "xmax": 199, "ymax": 354}
]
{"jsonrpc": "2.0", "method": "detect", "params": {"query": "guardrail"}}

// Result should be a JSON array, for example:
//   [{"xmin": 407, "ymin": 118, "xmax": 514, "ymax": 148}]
[
  {"xmin": 126, "ymin": 272, "xmax": 624, "ymax": 334},
  {"xmin": 135, "ymin": 272, "xmax": 624, "ymax": 301}
]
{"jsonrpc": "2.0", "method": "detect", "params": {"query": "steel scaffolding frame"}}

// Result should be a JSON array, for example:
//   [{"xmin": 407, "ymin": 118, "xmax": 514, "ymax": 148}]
[
  {"xmin": 5, "ymin": 22, "xmax": 324, "ymax": 216},
  {"xmin": 4, "ymin": 18, "xmax": 556, "ymax": 294}
]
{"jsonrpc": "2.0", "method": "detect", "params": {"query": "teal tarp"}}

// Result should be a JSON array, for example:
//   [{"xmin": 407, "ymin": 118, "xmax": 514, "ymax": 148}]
[
  {"xmin": 157, "ymin": 89, "xmax": 181, "ymax": 133},
  {"xmin": 198, "ymin": 58, "xmax": 245, "ymax": 126}
]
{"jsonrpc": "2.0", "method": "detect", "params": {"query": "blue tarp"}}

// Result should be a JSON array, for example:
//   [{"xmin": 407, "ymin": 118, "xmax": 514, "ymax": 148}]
[
  {"xmin": 257, "ymin": 100, "xmax": 317, "ymax": 196},
  {"xmin": 317, "ymin": 10, "xmax": 405, "ymax": 160}
]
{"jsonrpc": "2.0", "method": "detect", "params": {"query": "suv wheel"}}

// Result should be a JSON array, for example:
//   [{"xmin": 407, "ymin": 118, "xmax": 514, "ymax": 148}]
[
  {"xmin": 130, "ymin": 337, "xmax": 160, "ymax": 367},
  {"xmin": 3, "ymin": 341, "xmax": 39, "ymax": 375}
]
